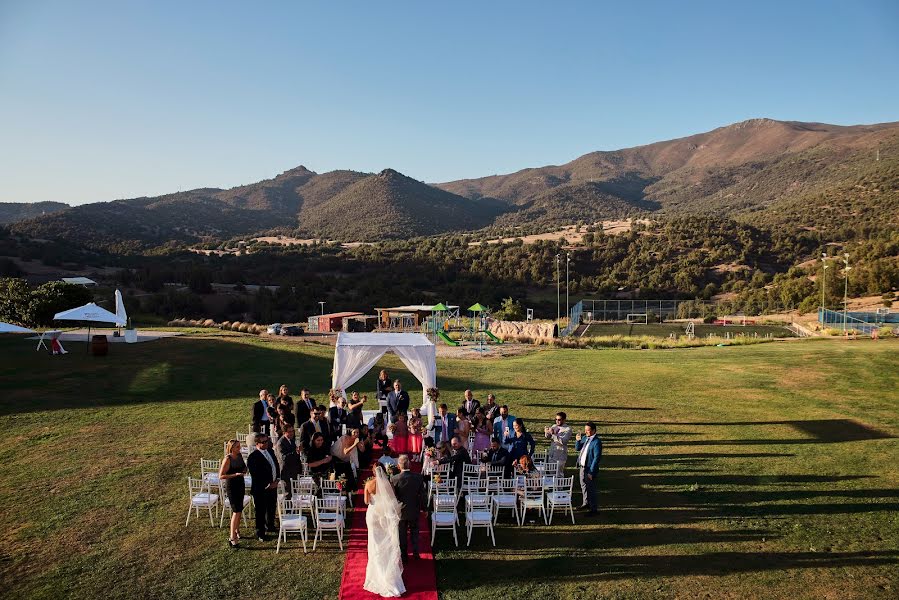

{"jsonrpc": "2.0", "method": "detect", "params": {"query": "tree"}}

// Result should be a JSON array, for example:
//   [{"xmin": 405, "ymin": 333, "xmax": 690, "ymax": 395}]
[
  {"xmin": 28, "ymin": 281, "xmax": 93, "ymax": 326},
  {"xmin": 0, "ymin": 277, "xmax": 30, "ymax": 325},
  {"xmin": 494, "ymin": 297, "xmax": 524, "ymax": 321}
]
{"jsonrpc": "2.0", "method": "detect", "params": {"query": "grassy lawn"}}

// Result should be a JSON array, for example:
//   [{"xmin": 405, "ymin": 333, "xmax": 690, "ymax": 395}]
[{"xmin": 1, "ymin": 334, "xmax": 897, "ymax": 599}]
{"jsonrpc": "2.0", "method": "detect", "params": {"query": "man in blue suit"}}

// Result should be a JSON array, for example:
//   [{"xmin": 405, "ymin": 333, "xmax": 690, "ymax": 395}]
[
  {"xmin": 431, "ymin": 403, "xmax": 457, "ymax": 445},
  {"xmin": 575, "ymin": 421, "xmax": 602, "ymax": 516},
  {"xmin": 492, "ymin": 405, "xmax": 516, "ymax": 450}
]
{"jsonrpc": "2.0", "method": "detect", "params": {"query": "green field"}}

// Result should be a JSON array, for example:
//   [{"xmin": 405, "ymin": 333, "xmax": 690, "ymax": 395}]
[
  {"xmin": 1, "ymin": 334, "xmax": 897, "ymax": 599},
  {"xmin": 584, "ymin": 321, "xmax": 796, "ymax": 338}
]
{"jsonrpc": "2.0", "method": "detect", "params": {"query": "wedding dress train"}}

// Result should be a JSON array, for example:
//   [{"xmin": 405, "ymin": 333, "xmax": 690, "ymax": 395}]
[{"xmin": 363, "ymin": 466, "xmax": 406, "ymax": 597}]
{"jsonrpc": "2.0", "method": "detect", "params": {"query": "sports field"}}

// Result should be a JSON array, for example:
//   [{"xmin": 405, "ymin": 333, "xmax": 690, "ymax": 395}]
[
  {"xmin": 0, "ymin": 334, "xmax": 896, "ymax": 599},
  {"xmin": 583, "ymin": 321, "xmax": 796, "ymax": 338}
]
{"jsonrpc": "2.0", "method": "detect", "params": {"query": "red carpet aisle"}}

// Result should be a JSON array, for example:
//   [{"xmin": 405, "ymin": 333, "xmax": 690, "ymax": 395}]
[{"xmin": 338, "ymin": 454, "xmax": 438, "ymax": 600}]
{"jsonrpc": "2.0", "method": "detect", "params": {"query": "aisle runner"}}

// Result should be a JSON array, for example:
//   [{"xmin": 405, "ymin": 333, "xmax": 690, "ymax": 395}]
[{"xmin": 338, "ymin": 455, "xmax": 438, "ymax": 600}]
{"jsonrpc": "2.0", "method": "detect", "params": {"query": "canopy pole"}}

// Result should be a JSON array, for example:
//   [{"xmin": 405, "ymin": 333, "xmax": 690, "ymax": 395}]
[{"xmin": 86, "ymin": 324, "xmax": 90, "ymax": 354}]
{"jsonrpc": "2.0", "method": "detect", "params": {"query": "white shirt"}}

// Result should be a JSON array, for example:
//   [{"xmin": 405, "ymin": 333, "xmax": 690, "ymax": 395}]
[{"xmin": 578, "ymin": 435, "xmax": 595, "ymax": 467}]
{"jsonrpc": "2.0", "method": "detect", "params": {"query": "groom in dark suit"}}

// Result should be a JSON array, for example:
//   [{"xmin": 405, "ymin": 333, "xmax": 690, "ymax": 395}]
[
  {"xmin": 391, "ymin": 455, "xmax": 425, "ymax": 562},
  {"xmin": 386, "ymin": 379, "xmax": 410, "ymax": 424}
]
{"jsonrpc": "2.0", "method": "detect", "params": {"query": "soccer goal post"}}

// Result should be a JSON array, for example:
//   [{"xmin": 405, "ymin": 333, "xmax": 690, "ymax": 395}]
[{"xmin": 626, "ymin": 313, "xmax": 649, "ymax": 324}]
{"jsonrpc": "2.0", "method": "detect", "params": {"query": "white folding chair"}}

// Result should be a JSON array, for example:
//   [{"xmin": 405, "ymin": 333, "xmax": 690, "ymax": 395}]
[
  {"xmin": 431, "ymin": 481, "xmax": 459, "ymax": 547},
  {"xmin": 291, "ymin": 477, "xmax": 318, "ymax": 525},
  {"xmin": 185, "ymin": 477, "xmax": 219, "ymax": 526},
  {"xmin": 201, "ymin": 458, "xmax": 221, "ymax": 488},
  {"xmin": 427, "ymin": 464, "xmax": 450, "ymax": 506},
  {"xmin": 312, "ymin": 497, "xmax": 345, "ymax": 551},
  {"xmin": 464, "ymin": 477, "xmax": 495, "ymax": 547},
  {"xmin": 532, "ymin": 450, "xmax": 547, "ymax": 465},
  {"xmin": 461, "ymin": 464, "xmax": 482, "ymax": 495},
  {"xmin": 546, "ymin": 476, "xmax": 576, "ymax": 525},
  {"xmin": 319, "ymin": 479, "xmax": 349, "ymax": 515},
  {"xmin": 467, "ymin": 432, "xmax": 476, "ymax": 453},
  {"xmin": 276, "ymin": 498, "xmax": 308, "ymax": 553},
  {"xmin": 519, "ymin": 477, "xmax": 547, "ymax": 525},
  {"xmin": 218, "ymin": 484, "xmax": 252, "ymax": 527},
  {"xmin": 491, "ymin": 478, "xmax": 520, "ymax": 525},
  {"xmin": 434, "ymin": 479, "xmax": 459, "ymax": 523}
]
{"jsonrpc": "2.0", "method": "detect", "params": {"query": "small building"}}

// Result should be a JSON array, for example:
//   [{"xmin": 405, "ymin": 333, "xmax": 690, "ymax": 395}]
[
  {"xmin": 342, "ymin": 315, "xmax": 380, "ymax": 332},
  {"xmin": 61, "ymin": 277, "xmax": 98, "ymax": 287},
  {"xmin": 374, "ymin": 305, "xmax": 459, "ymax": 330},
  {"xmin": 311, "ymin": 311, "xmax": 364, "ymax": 333}
]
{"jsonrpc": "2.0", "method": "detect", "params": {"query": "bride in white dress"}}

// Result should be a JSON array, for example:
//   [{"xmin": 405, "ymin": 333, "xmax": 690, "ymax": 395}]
[{"xmin": 363, "ymin": 465, "xmax": 406, "ymax": 597}]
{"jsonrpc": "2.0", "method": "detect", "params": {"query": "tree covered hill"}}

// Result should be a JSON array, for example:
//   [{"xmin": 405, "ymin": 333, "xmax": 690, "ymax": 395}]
[{"xmin": 0, "ymin": 201, "xmax": 69, "ymax": 224}]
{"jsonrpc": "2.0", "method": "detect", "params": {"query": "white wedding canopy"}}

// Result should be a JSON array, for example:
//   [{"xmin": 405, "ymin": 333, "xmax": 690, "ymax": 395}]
[
  {"xmin": 0, "ymin": 321, "xmax": 36, "ymax": 333},
  {"xmin": 331, "ymin": 332, "xmax": 436, "ymax": 411}
]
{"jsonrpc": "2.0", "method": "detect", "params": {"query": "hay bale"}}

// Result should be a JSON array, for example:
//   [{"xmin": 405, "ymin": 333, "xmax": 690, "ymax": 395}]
[
  {"xmin": 489, "ymin": 319, "xmax": 557, "ymax": 340},
  {"xmin": 238, "ymin": 323, "xmax": 250, "ymax": 333},
  {"xmin": 221, "ymin": 321, "xmax": 231, "ymax": 330},
  {"xmin": 202, "ymin": 319, "xmax": 215, "ymax": 328},
  {"xmin": 231, "ymin": 321, "xmax": 243, "ymax": 331},
  {"xmin": 252, "ymin": 324, "xmax": 265, "ymax": 334}
]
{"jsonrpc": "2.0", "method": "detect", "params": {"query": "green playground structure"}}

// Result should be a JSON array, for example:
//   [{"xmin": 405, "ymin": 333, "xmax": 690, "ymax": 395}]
[
  {"xmin": 437, "ymin": 330, "xmax": 459, "ymax": 346},
  {"xmin": 483, "ymin": 330, "xmax": 503, "ymax": 344}
]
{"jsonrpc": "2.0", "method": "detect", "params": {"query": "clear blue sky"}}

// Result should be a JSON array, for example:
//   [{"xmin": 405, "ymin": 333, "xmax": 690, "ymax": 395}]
[{"xmin": 1, "ymin": 0, "xmax": 897, "ymax": 205}]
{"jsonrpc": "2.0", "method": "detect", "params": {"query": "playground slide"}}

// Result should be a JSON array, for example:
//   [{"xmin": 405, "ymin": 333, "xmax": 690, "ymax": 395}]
[
  {"xmin": 483, "ymin": 330, "xmax": 504, "ymax": 344},
  {"xmin": 437, "ymin": 331, "xmax": 459, "ymax": 346}
]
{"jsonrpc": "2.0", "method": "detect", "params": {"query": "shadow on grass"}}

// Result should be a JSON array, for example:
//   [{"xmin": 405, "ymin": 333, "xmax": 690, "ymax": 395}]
[
  {"xmin": 439, "ymin": 551, "xmax": 899, "ymax": 587},
  {"xmin": 603, "ymin": 419, "xmax": 895, "ymax": 444}
]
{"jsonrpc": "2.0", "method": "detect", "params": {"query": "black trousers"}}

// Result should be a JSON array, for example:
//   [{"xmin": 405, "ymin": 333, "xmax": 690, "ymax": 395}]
[
  {"xmin": 398, "ymin": 518, "xmax": 419, "ymax": 556},
  {"xmin": 252, "ymin": 488, "xmax": 277, "ymax": 536}
]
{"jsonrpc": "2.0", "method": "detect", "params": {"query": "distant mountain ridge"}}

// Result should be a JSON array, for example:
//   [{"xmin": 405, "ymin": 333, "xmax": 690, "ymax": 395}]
[
  {"xmin": 5, "ymin": 117, "xmax": 898, "ymax": 250},
  {"xmin": 0, "ymin": 201, "xmax": 69, "ymax": 224}
]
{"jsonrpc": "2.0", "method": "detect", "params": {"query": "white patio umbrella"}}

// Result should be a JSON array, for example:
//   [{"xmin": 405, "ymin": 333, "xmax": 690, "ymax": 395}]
[
  {"xmin": 0, "ymin": 321, "xmax": 36, "ymax": 334},
  {"xmin": 54, "ymin": 302, "xmax": 125, "ymax": 353},
  {"xmin": 114, "ymin": 289, "xmax": 128, "ymax": 331}
]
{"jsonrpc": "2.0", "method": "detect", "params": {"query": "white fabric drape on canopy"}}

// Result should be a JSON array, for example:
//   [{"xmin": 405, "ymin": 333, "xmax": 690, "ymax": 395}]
[{"xmin": 332, "ymin": 333, "xmax": 436, "ymax": 414}]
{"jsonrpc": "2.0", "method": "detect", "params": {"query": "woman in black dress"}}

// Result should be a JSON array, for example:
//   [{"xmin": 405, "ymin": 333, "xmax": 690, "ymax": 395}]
[
  {"xmin": 276, "ymin": 384, "xmax": 294, "ymax": 412},
  {"xmin": 219, "ymin": 439, "xmax": 248, "ymax": 548},
  {"xmin": 305, "ymin": 432, "xmax": 333, "ymax": 483}
]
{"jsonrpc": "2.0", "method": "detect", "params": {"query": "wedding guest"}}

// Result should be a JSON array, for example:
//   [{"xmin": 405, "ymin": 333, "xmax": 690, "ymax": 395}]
[
  {"xmin": 274, "ymin": 424, "xmax": 299, "ymax": 495},
  {"xmin": 368, "ymin": 412, "xmax": 389, "ymax": 449},
  {"xmin": 219, "ymin": 439, "xmax": 247, "ymax": 548},
  {"xmin": 386, "ymin": 380, "xmax": 410, "ymax": 424},
  {"xmin": 305, "ymin": 432, "xmax": 333, "ymax": 477},
  {"xmin": 276, "ymin": 384, "xmax": 294, "ymax": 411},
  {"xmin": 504, "ymin": 418, "xmax": 536, "ymax": 465},
  {"xmin": 515, "ymin": 455, "xmax": 538, "ymax": 478},
  {"xmin": 376, "ymin": 370, "xmax": 392, "ymax": 410},
  {"xmin": 331, "ymin": 428, "xmax": 361, "ymax": 490},
  {"xmin": 575, "ymin": 422, "xmax": 603, "ymax": 516},
  {"xmin": 435, "ymin": 440, "xmax": 452, "ymax": 462},
  {"xmin": 274, "ymin": 404, "xmax": 295, "ymax": 438},
  {"xmin": 471, "ymin": 408, "xmax": 492, "ymax": 454},
  {"xmin": 328, "ymin": 396, "xmax": 349, "ymax": 439},
  {"xmin": 300, "ymin": 406, "xmax": 329, "ymax": 451},
  {"xmin": 493, "ymin": 405, "xmax": 516, "ymax": 450},
  {"xmin": 455, "ymin": 407, "xmax": 471, "ymax": 446},
  {"xmin": 266, "ymin": 392, "xmax": 279, "ymax": 424},
  {"xmin": 545, "ymin": 412, "xmax": 572, "ymax": 475},
  {"xmin": 408, "ymin": 408, "xmax": 424, "ymax": 461},
  {"xmin": 483, "ymin": 393, "xmax": 499, "ymax": 422},
  {"xmin": 246, "ymin": 432, "xmax": 279, "ymax": 542},
  {"xmin": 296, "ymin": 388, "xmax": 316, "ymax": 425},
  {"xmin": 482, "ymin": 437, "xmax": 510, "ymax": 475},
  {"xmin": 391, "ymin": 412, "xmax": 410, "ymax": 455},
  {"xmin": 437, "ymin": 436, "xmax": 471, "ymax": 488},
  {"xmin": 347, "ymin": 390, "xmax": 365, "ymax": 413},
  {"xmin": 252, "ymin": 389, "xmax": 272, "ymax": 435},
  {"xmin": 346, "ymin": 394, "xmax": 366, "ymax": 430},
  {"xmin": 434, "ymin": 403, "xmax": 457, "ymax": 445},
  {"xmin": 462, "ymin": 389, "xmax": 480, "ymax": 416},
  {"xmin": 356, "ymin": 425, "xmax": 373, "ymax": 466}
]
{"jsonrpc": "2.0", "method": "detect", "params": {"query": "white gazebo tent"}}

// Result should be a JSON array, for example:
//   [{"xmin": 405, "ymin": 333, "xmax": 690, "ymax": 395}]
[
  {"xmin": 331, "ymin": 332, "xmax": 437, "ymax": 417},
  {"xmin": 53, "ymin": 302, "xmax": 126, "ymax": 353}
]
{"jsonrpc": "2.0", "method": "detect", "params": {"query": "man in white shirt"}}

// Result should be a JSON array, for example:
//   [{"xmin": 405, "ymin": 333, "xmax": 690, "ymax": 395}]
[{"xmin": 574, "ymin": 421, "xmax": 602, "ymax": 516}]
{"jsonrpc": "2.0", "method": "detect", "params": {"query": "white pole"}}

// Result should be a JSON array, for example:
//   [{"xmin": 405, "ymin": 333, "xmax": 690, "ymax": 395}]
[
  {"xmin": 555, "ymin": 254, "xmax": 560, "ymax": 327},
  {"xmin": 566, "ymin": 253, "xmax": 571, "ymax": 324}
]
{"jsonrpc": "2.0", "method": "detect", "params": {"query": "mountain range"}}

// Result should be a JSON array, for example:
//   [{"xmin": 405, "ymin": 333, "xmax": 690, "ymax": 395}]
[{"xmin": 4, "ymin": 118, "xmax": 898, "ymax": 250}]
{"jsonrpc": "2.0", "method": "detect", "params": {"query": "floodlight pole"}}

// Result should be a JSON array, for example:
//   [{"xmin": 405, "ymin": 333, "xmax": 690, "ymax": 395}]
[
  {"xmin": 842, "ymin": 254, "xmax": 850, "ymax": 332},
  {"xmin": 566, "ymin": 253, "xmax": 571, "ymax": 325},
  {"xmin": 555, "ymin": 254, "xmax": 560, "ymax": 327},
  {"xmin": 820, "ymin": 253, "xmax": 828, "ymax": 312},
  {"xmin": 319, "ymin": 301, "xmax": 325, "ymax": 316}
]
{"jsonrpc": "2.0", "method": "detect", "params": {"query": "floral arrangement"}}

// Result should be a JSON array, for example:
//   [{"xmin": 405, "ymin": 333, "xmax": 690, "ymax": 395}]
[
  {"xmin": 424, "ymin": 447, "xmax": 436, "ymax": 458},
  {"xmin": 335, "ymin": 473, "xmax": 348, "ymax": 492},
  {"xmin": 385, "ymin": 464, "xmax": 400, "ymax": 477},
  {"xmin": 329, "ymin": 388, "xmax": 343, "ymax": 398},
  {"xmin": 432, "ymin": 473, "xmax": 443, "ymax": 484},
  {"xmin": 426, "ymin": 387, "xmax": 440, "ymax": 400},
  {"xmin": 388, "ymin": 423, "xmax": 397, "ymax": 434}
]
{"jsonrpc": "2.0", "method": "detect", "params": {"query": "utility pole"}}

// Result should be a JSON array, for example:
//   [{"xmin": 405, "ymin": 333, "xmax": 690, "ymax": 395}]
[
  {"xmin": 821, "ymin": 253, "xmax": 828, "ymax": 312},
  {"xmin": 319, "ymin": 301, "xmax": 325, "ymax": 316},
  {"xmin": 842, "ymin": 254, "xmax": 850, "ymax": 332}
]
